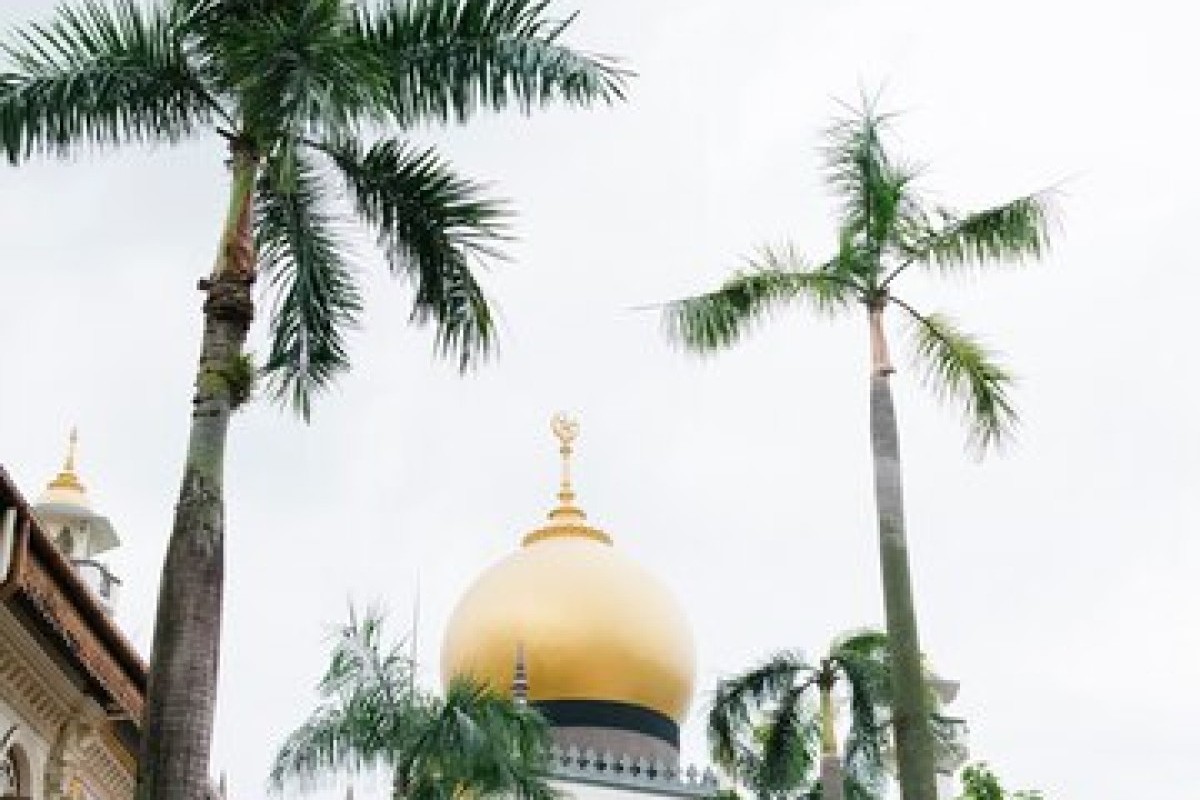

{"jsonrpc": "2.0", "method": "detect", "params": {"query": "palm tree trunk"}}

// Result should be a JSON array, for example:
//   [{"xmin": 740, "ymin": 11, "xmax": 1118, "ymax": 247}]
[
  {"xmin": 136, "ymin": 145, "xmax": 259, "ymax": 800},
  {"xmin": 818, "ymin": 681, "xmax": 844, "ymax": 800},
  {"xmin": 867, "ymin": 307, "xmax": 937, "ymax": 800}
]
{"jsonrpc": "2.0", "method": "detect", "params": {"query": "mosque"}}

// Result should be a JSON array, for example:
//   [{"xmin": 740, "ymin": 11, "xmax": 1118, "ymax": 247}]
[{"xmin": 2, "ymin": 421, "xmax": 965, "ymax": 800}]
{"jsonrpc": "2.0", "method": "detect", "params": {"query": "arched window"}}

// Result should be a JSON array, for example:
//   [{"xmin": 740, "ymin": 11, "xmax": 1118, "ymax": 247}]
[
  {"xmin": 0, "ymin": 743, "xmax": 26, "ymax": 799},
  {"xmin": 56, "ymin": 527, "xmax": 74, "ymax": 557}
]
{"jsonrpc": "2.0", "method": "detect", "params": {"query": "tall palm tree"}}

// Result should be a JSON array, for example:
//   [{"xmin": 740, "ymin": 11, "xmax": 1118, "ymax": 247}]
[
  {"xmin": 0, "ymin": 3, "xmax": 624, "ymax": 800},
  {"xmin": 709, "ymin": 631, "xmax": 892, "ymax": 800},
  {"xmin": 662, "ymin": 98, "xmax": 1054, "ymax": 800},
  {"xmin": 272, "ymin": 609, "xmax": 556, "ymax": 800}
]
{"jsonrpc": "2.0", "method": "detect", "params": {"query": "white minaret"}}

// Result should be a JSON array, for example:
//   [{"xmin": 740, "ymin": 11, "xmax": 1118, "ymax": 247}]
[{"xmin": 33, "ymin": 429, "xmax": 122, "ymax": 613}]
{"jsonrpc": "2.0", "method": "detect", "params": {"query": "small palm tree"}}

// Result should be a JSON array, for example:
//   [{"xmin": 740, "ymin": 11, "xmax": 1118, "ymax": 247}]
[
  {"xmin": 663, "ymin": 97, "xmax": 1054, "ymax": 800},
  {"xmin": 709, "ymin": 631, "xmax": 892, "ymax": 800},
  {"xmin": 272, "ymin": 609, "xmax": 556, "ymax": 800},
  {"xmin": 956, "ymin": 763, "xmax": 1045, "ymax": 800},
  {"xmin": 1, "ymin": 3, "xmax": 622, "ymax": 800}
]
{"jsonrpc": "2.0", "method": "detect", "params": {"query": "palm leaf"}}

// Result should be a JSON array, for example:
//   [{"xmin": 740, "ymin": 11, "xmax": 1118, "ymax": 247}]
[
  {"xmin": 199, "ymin": 0, "xmax": 389, "ymax": 137},
  {"xmin": 0, "ymin": 0, "xmax": 219, "ymax": 162},
  {"xmin": 320, "ymin": 136, "xmax": 507, "ymax": 371},
  {"xmin": 662, "ymin": 249, "xmax": 861, "ymax": 353},
  {"xmin": 913, "ymin": 191, "xmax": 1056, "ymax": 271},
  {"xmin": 270, "ymin": 704, "xmax": 392, "ymax": 790},
  {"xmin": 709, "ymin": 652, "xmax": 816, "ymax": 792},
  {"xmin": 757, "ymin": 687, "xmax": 819, "ymax": 792},
  {"xmin": 827, "ymin": 631, "xmax": 890, "ymax": 798},
  {"xmin": 257, "ymin": 143, "xmax": 362, "ymax": 419},
  {"xmin": 901, "ymin": 304, "xmax": 1017, "ymax": 453},
  {"xmin": 824, "ymin": 95, "xmax": 910, "ymax": 252},
  {"xmin": 405, "ymin": 678, "xmax": 556, "ymax": 800},
  {"xmin": 354, "ymin": 0, "xmax": 628, "ymax": 127}
]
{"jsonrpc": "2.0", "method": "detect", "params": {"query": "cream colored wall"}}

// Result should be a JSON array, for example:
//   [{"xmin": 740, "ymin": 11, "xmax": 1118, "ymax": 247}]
[
  {"xmin": 2, "ymin": 692, "xmax": 50, "ymax": 800},
  {"xmin": 0, "ymin": 608, "xmax": 135, "ymax": 800}
]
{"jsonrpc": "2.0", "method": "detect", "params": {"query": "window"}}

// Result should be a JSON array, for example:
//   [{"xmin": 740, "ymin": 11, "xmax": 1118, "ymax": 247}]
[
  {"xmin": 56, "ymin": 527, "xmax": 74, "ymax": 557},
  {"xmin": 0, "ymin": 744, "xmax": 23, "ymax": 799}
]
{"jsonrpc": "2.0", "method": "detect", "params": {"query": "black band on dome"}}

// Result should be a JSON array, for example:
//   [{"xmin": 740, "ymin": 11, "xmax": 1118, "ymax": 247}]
[{"xmin": 533, "ymin": 699, "xmax": 679, "ymax": 747}]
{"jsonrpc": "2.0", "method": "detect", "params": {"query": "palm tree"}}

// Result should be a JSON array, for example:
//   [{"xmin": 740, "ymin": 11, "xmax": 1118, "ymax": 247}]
[
  {"xmin": 272, "ymin": 609, "xmax": 556, "ymax": 800},
  {"xmin": 956, "ymin": 763, "xmax": 1045, "ymax": 800},
  {"xmin": 0, "ymin": 3, "xmax": 624, "ymax": 800},
  {"xmin": 662, "ymin": 97, "xmax": 1054, "ymax": 800},
  {"xmin": 709, "ymin": 631, "xmax": 892, "ymax": 800}
]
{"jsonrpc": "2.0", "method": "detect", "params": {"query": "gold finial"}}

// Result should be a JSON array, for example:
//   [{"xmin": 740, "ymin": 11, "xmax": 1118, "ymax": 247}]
[
  {"xmin": 523, "ymin": 413, "xmax": 609, "ymax": 545},
  {"xmin": 551, "ymin": 412, "xmax": 580, "ymax": 508},
  {"xmin": 48, "ymin": 427, "xmax": 85, "ymax": 492},
  {"xmin": 65, "ymin": 426, "xmax": 78, "ymax": 471}
]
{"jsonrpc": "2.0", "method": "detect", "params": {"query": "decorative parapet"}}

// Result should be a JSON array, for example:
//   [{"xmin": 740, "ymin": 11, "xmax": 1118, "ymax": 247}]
[{"xmin": 547, "ymin": 744, "xmax": 719, "ymax": 797}]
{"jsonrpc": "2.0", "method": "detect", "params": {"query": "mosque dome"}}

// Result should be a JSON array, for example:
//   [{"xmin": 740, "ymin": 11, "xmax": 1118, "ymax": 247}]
[{"xmin": 441, "ymin": 416, "xmax": 695, "ymax": 761}]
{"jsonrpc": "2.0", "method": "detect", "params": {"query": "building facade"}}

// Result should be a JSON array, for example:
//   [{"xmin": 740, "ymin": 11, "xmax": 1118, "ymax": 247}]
[{"xmin": 0, "ymin": 440, "xmax": 143, "ymax": 800}]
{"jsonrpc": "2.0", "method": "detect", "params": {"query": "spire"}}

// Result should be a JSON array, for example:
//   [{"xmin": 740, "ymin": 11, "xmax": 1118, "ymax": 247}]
[
  {"xmin": 549, "ymin": 412, "xmax": 583, "ymax": 520},
  {"xmin": 47, "ymin": 427, "xmax": 85, "ymax": 493},
  {"xmin": 511, "ymin": 642, "xmax": 529, "ymax": 706},
  {"xmin": 522, "ymin": 414, "xmax": 611, "ymax": 545}
]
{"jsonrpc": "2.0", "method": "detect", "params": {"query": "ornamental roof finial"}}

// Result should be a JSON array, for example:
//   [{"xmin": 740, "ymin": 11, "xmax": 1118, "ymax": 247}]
[
  {"xmin": 48, "ymin": 427, "xmax": 84, "ymax": 492},
  {"xmin": 551, "ymin": 412, "xmax": 580, "ymax": 510},
  {"xmin": 522, "ymin": 413, "xmax": 610, "ymax": 545}
]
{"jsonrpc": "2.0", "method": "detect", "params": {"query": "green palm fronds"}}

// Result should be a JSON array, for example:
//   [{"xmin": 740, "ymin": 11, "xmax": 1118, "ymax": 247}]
[
  {"xmin": 1, "ymin": 0, "xmax": 627, "ymax": 414},
  {"xmin": 271, "ymin": 609, "xmax": 556, "ymax": 800},
  {"xmin": 660, "ymin": 98, "xmax": 1054, "ymax": 452}
]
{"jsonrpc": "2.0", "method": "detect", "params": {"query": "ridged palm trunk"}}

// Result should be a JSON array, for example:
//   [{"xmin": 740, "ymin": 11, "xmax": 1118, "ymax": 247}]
[
  {"xmin": 867, "ymin": 306, "xmax": 937, "ymax": 800},
  {"xmin": 136, "ymin": 146, "xmax": 259, "ymax": 800},
  {"xmin": 818, "ymin": 676, "xmax": 844, "ymax": 800}
]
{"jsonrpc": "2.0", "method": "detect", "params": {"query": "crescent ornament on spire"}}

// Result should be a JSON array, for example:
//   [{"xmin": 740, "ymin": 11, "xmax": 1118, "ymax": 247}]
[{"xmin": 550, "ymin": 412, "xmax": 579, "ymax": 447}]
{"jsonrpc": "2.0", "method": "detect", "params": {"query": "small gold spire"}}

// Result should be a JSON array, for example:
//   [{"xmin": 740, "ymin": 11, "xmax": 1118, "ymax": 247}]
[
  {"xmin": 48, "ymin": 427, "xmax": 85, "ymax": 492},
  {"xmin": 522, "ymin": 413, "xmax": 610, "ymax": 545},
  {"xmin": 550, "ymin": 412, "xmax": 581, "ymax": 512}
]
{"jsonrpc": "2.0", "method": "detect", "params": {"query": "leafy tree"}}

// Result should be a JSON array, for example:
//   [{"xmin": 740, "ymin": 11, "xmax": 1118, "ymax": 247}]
[
  {"xmin": 708, "ymin": 631, "xmax": 892, "ymax": 800},
  {"xmin": 0, "ymin": 3, "xmax": 624, "ymax": 800},
  {"xmin": 957, "ymin": 763, "xmax": 1045, "ymax": 800},
  {"xmin": 662, "ymin": 97, "xmax": 1054, "ymax": 800},
  {"xmin": 272, "ymin": 609, "xmax": 556, "ymax": 800}
]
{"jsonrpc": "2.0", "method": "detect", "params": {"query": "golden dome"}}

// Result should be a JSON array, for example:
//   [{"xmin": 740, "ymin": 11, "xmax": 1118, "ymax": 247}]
[{"xmin": 440, "ymin": 416, "xmax": 695, "ymax": 724}]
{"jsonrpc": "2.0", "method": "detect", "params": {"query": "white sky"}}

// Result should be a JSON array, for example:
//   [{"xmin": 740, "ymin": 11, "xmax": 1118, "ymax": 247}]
[{"xmin": 1, "ymin": 1, "xmax": 1197, "ymax": 798}]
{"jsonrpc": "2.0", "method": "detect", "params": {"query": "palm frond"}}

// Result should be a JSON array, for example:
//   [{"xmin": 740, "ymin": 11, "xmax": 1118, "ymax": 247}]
[
  {"xmin": 901, "ymin": 305, "xmax": 1018, "ymax": 453},
  {"xmin": 201, "ymin": 0, "xmax": 389, "ymax": 137},
  {"xmin": 709, "ymin": 651, "xmax": 815, "ymax": 789},
  {"xmin": 823, "ymin": 95, "xmax": 919, "ymax": 259},
  {"xmin": 825, "ymin": 630, "xmax": 890, "ymax": 797},
  {"xmin": 0, "ymin": 0, "xmax": 219, "ymax": 162},
  {"xmin": 270, "ymin": 704, "xmax": 390, "ymax": 791},
  {"xmin": 257, "ymin": 143, "xmax": 362, "ymax": 419},
  {"xmin": 405, "ymin": 677, "xmax": 556, "ymax": 800},
  {"xmin": 757, "ymin": 687, "xmax": 819, "ymax": 792},
  {"xmin": 355, "ymin": 0, "xmax": 628, "ymax": 127},
  {"xmin": 662, "ymin": 249, "xmax": 861, "ymax": 353},
  {"xmin": 320, "ymin": 136, "xmax": 507, "ymax": 371},
  {"xmin": 912, "ymin": 191, "xmax": 1057, "ymax": 272},
  {"xmin": 273, "ymin": 608, "xmax": 429, "ymax": 792},
  {"xmin": 319, "ymin": 606, "xmax": 414, "ymax": 707}
]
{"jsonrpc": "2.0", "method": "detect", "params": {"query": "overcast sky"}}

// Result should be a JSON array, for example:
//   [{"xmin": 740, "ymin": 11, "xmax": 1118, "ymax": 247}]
[{"xmin": 1, "ymin": 1, "xmax": 1197, "ymax": 798}]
